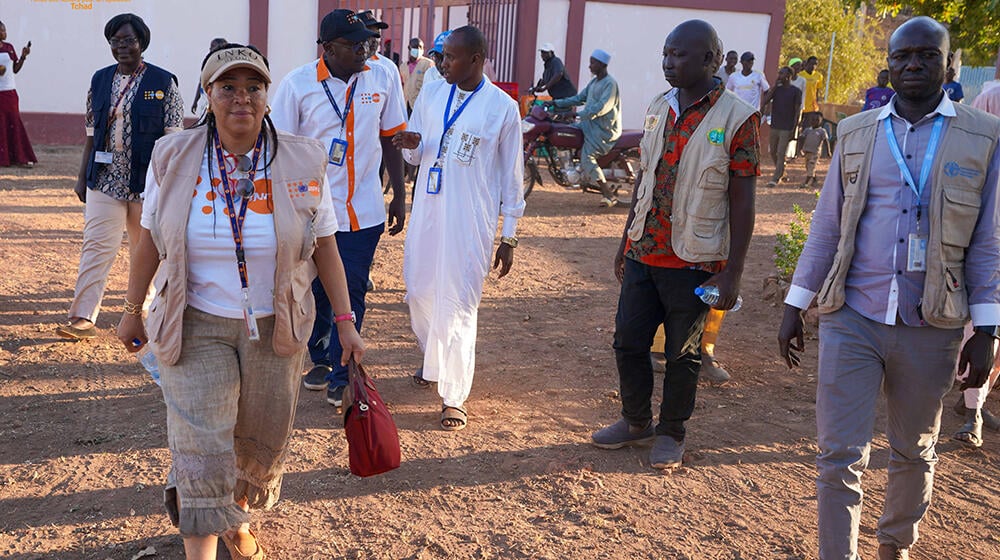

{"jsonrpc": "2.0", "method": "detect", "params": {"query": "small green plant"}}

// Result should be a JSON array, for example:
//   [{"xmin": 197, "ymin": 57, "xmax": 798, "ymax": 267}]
[{"xmin": 774, "ymin": 204, "xmax": 812, "ymax": 281}]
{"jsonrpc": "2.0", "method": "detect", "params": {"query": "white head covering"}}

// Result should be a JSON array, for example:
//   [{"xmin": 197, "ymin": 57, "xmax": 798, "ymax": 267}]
[
  {"xmin": 591, "ymin": 49, "xmax": 611, "ymax": 65},
  {"xmin": 540, "ymin": 42, "xmax": 556, "ymax": 53}
]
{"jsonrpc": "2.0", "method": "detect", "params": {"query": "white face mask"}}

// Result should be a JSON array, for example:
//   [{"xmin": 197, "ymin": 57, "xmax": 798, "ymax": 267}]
[{"xmin": 410, "ymin": 48, "xmax": 423, "ymax": 58}]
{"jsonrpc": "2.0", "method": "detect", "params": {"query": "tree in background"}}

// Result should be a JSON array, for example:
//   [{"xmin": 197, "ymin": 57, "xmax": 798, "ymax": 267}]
[
  {"xmin": 855, "ymin": 1, "xmax": 1000, "ymax": 66},
  {"xmin": 782, "ymin": 0, "xmax": 887, "ymax": 105}
]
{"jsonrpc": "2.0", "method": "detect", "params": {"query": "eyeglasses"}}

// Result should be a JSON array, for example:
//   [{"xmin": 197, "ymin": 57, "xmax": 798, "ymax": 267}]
[
  {"xmin": 328, "ymin": 40, "xmax": 368, "ymax": 55},
  {"xmin": 234, "ymin": 178, "xmax": 255, "ymax": 198},
  {"xmin": 109, "ymin": 36, "xmax": 139, "ymax": 48}
]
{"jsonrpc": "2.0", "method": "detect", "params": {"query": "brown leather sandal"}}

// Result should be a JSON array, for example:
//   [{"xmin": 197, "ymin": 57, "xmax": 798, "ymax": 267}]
[
  {"xmin": 221, "ymin": 528, "xmax": 266, "ymax": 560},
  {"xmin": 441, "ymin": 406, "xmax": 467, "ymax": 431}
]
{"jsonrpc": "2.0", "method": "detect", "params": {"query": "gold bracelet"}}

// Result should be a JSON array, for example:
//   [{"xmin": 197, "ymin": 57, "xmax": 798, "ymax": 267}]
[{"xmin": 123, "ymin": 300, "xmax": 143, "ymax": 315}]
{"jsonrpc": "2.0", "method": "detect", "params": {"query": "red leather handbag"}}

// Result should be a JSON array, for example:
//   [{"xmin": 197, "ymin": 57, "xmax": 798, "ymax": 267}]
[{"xmin": 342, "ymin": 358, "xmax": 401, "ymax": 477}]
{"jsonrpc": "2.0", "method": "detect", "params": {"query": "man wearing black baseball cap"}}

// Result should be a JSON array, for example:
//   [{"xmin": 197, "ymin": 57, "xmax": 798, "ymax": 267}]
[{"xmin": 271, "ymin": 9, "xmax": 408, "ymax": 408}]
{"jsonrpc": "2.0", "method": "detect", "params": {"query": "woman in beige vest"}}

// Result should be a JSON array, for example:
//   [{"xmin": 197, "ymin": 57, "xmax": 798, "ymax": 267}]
[{"xmin": 116, "ymin": 45, "xmax": 363, "ymax": 560}]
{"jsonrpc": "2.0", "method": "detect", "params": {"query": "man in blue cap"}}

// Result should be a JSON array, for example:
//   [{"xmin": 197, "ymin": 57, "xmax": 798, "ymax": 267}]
[{"xmin": 550, "ymin": 49, "xmax": 622, "ymax": 207}]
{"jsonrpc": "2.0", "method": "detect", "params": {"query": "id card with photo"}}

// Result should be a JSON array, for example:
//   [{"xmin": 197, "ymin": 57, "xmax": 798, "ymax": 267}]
[
  {"xmin": 427, "ymin": 166, "xmax": 442, "ymax": 194},
  {"xmin": 907, "ymin": 234, "xmax": 927, "ymax": 272},
  {"xmin": 329, "ymin": 138, "xmax": 348, "ymax": 166},
  {"xmin": 242, "ymin": 290, "xmax": 261, "ymax": 341},
  {"xmin": 95, "ymin": 151, "xmax": 114, "ymax": 164}
]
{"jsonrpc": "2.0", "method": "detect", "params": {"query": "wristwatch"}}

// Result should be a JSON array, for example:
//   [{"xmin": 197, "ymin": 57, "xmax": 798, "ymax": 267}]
[
  {"xmin": 500, "ymin": 236, "xmax": 518, "ymax": 248},
  {"xmin": 974, "ymin": 325, "xmax": 1000, "ymax": 339},
  {"xmin": 334, "ymin": 311, "xmax": 357, "ymax": 324}
]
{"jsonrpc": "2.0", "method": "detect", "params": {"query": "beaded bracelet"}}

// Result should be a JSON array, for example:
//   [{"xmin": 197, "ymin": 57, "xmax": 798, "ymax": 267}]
[{"xmin": 123, "ymin": 300, "xmax": 143, "ymax": 316}]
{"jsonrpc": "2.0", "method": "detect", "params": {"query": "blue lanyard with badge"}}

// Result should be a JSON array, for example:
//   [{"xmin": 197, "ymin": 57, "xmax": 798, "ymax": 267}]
[
  {"xmin": 321, "ymin": 77, "xmax": 358, "ymax": 166},
  {"xmin": 428, "ymin": 79, "xmax": 485, "ymax": 194},
  {"xmin": 883, "ymin": 114, "xmax": 944, "ymax": 272},
  {"xmin": 213, "ymin": 130, "xmax": 265, "ymax": 340}
]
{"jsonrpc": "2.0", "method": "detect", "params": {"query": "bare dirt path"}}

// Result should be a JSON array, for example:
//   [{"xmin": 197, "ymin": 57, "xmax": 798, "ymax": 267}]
[{"xmin": 1, "ymin": 146, "xmax": 997, "ymax": 559}]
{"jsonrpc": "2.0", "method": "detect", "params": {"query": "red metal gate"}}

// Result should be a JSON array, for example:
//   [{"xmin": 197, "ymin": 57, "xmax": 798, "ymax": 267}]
[{"xmin": 468, "ymin": 0, "xmax": 518, "ymax": 82}]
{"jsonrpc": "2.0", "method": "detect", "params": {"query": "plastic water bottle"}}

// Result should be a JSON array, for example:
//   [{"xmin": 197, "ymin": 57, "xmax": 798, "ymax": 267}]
[
  {"xmin": 133, "ymin": 339, "xmax": 161, "ymax": 386},
  {"xmin": 694, "ymin": 286, "xmax": 743, "ymax": 312}
]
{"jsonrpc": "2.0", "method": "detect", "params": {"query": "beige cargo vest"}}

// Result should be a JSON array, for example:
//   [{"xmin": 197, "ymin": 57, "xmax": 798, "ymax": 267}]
[
  {"xmin": 145, "ymin": 128, "xmax": 329, "ymax": 365},
  {"xmin": 628, "ymin": 89, "xmax": 756, "ymax": 263},
  {"xmin": 816, "ymin": 103, "xmax": 1000, "ymax": 328}
]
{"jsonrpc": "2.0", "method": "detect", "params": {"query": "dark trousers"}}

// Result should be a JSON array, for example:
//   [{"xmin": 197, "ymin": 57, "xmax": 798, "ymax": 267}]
[
  {"xmin": 307, "ymin": 222, "xmax": 384, "ymax": 386},
  {"xmin": 613, "ymin": 259, "xmax": 711, "ymax": 441}
]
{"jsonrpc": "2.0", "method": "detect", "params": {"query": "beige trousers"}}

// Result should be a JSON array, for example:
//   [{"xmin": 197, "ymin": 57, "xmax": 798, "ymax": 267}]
[
  {"xmin": 68, "ymin": 189, "xmax": 143, "ymax": 323},
  {"xmin": 160, "ymin": 306, "xmax": 306, "ymax": 537}
]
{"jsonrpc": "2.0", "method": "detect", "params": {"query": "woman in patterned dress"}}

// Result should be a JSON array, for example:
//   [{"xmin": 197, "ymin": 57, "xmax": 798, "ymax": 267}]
[{"xmin": 56, "ymin": 13, "xmax": 184, "ymax": 340}]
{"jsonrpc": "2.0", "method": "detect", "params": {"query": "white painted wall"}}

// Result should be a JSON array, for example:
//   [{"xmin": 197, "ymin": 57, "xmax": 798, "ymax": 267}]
[
  {"xmin": 448, "ymin": 5, "xmax": 469, "ymax": 30},
  {"xmin": 5, "ymin": 0, "xmax": 249, "ymax": 116},
  {"xmin": 533, "ymin": 0, "xmax": 571, "ymax": 86},
  {"xmin": 267, "ymin": 0, "xmax": 319, "ymax": 90},
  {"xmin": 577, "ymin": 3, "xmax": 771, "ymax": 129}
]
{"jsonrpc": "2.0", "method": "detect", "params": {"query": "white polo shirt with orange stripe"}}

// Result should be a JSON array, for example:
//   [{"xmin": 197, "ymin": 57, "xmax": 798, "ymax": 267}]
[{"xmin": 270, "ymin": 58, "xmax": 407, "ymax": 232}]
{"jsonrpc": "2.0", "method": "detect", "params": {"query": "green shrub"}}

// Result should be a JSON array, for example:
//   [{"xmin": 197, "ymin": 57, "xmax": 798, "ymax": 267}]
[{"xmin": 774, "ymin": 204, "xmax": 812, "ymax": 281}]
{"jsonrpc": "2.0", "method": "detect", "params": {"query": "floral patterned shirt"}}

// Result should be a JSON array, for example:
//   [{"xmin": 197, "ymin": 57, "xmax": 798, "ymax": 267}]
[
  {"xmin": 85, "ymin": 65, "xmax": 184, "ymax": 201},
  {"xmin": 625, "ymin": 84, "xmax": 760, "ymax": 272}
]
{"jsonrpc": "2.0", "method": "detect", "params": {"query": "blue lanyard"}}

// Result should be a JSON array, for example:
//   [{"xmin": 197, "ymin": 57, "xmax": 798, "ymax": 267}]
[
  {"xmin": 883, "ymin": 114, "xmax": 944, "ymax": 203},
  {"xmin": 213, "ymin": 131, "xmax": 264, "ymax": 290},
  {"xmin": 437, "ymin": 79, "xmax": 485, "ymax": 159},
  {"xmin": 321, "ymin": 76, "xmax": 358, "ymax": 130}
]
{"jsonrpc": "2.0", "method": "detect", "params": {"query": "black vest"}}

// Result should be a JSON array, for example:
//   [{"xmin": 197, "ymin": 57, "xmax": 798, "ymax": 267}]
[{"xmin": 86, "ymin": 62, "xmax": 176, "ymax": 194}]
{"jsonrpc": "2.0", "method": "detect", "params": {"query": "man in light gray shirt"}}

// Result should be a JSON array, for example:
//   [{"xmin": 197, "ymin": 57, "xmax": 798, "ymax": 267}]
[{"xmin": 777, "ymin": 17, "xmax": 1000, "ymax": 560}]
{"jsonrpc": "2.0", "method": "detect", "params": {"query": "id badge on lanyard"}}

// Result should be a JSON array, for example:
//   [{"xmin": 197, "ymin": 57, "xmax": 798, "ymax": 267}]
[
  {"xmin": 883, "ymin": 116, "xmax": 942, "ymax": 274},
  {"xmin": 322, "ymin": 78, "xmax": 356, "ymax": 167},
  {"xmin": 329, "ymin": 138, "xmax": 348, "ymax": 166},
  {"xmin": 429, "ymin": 80, "xmax": 485, "ymax": 196},
  {"xmin": 215, "ymin": 130, "xmax": 265, "ymax": 340},
  {"xmin": 427, "ymin": 165, "xmax": 443, "ymax": 194},
  {"xmin": 95, "ymin": 151, "xmax": 114, "ymax": 164},
  {"xmin": 241, "ymin": 287, "xmax": 261, "ymax": 341},
  {"xmin": 907, "ymin": 234, "xmax": 927, "ymax": 272}
]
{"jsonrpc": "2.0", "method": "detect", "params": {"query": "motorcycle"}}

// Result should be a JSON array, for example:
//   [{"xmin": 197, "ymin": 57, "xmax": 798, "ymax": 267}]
[{"xmin": 521, "ymin": 101, "xmax": 642, "ymax": 198}]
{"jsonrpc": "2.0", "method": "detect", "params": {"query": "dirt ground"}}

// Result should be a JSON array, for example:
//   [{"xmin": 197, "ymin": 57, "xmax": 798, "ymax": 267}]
[{"xmin": 1, "ymin": 145, "xmax": 998, "ymax": 560}]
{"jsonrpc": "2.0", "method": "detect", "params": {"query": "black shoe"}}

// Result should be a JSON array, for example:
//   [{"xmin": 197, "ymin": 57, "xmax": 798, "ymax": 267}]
[
  {"xmin": 953, "ymin": 394, "xmax": 966, "ymax": 417},
  {"xmin": 303, "ymin": 365, "xmax": 332, "ymax": 390},
  {"xmin": 327, "ymin": 385, "xmax": 345, "ymax": 407}
]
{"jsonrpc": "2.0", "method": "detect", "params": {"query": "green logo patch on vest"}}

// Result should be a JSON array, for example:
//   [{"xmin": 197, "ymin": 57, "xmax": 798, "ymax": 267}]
[{"xmin": 707, "ymin": 128, "xmax": 725, "ymax": 145}]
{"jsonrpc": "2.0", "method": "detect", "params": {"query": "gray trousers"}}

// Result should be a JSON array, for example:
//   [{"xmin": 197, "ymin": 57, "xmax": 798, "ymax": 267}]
[
  {"xmin": 769, "ymin": 128, "xmax": 793, "ymax": 181},
  {"xmin": 816, "ymin": 305, "xmax": 962, "ymax": 559},
  {"xmin": 160, "ymin": 306, "xmax": 306, "ymax": 537}
]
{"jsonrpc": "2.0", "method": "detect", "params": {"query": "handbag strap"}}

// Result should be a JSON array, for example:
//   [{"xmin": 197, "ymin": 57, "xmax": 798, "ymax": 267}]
[{"xmin": 348, "ymin": 357, "xmax": 371, "ymax": 407}]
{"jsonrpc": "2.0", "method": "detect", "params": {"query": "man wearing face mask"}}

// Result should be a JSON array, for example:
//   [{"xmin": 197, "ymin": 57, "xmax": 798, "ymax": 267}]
[
  {"xmin": 399, "ymin": 37, "xmax": 434, "ymax": 112},
  {"xmin": 550, "ymin": 49, "xmax": 622, "ymax": 207}
]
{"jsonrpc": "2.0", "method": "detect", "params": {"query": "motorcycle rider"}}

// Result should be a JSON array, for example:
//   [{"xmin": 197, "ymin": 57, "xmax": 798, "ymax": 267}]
[
  {"xmin": 531, "ymin": 42, "xmax": 577, "ymax": 99},
  {"xmin": 549, "ymin": 49, "xmax": 622, "ymax": 207}
]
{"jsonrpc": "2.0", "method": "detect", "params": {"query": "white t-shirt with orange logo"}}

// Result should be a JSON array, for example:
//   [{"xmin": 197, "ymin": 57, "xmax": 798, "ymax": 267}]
[
  {"xmin": 141, "ymin": 149, "xmax": 338, "ymax": 319},
  {"xmin": 270, "ymin": 58, "xmax": 407, "ymax": 232}
]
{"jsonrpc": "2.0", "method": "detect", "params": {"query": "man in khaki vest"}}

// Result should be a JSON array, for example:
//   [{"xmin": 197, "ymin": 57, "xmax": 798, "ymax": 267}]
[
  {"xmin": 777, "ymin": 17, "xmax": 1000, "ymax": 560},
  {"xmin": 590, "ymin": 19, "xmax": 758, "ymax": 469}
]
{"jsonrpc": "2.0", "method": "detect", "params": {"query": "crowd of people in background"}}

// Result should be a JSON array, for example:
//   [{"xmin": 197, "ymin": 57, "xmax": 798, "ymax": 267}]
[{"xmin": 3, "ymin": 8, "xmax": 997, "ymax": 560}]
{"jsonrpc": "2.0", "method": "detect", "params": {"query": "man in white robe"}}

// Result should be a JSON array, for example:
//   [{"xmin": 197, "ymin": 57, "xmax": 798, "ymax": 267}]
[{"xmin": 393, "ymin": 26, "xmax": 525, "ymax": 431}]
